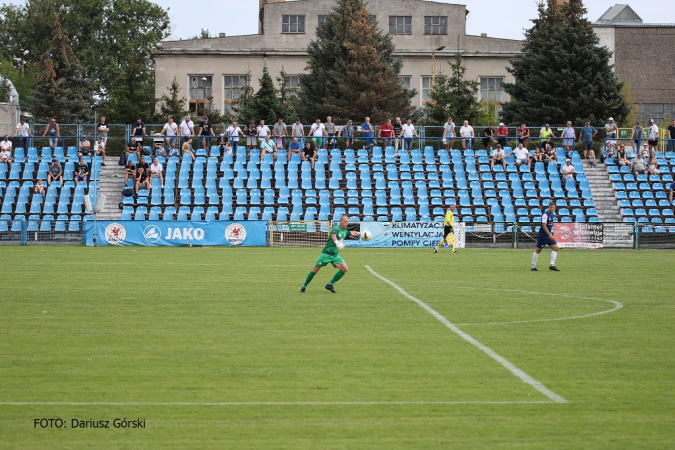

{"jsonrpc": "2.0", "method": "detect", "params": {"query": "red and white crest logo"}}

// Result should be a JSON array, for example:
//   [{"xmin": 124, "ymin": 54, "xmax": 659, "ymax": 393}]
[
  {"xmin": 225, "ymin": 223, "xmax": 246, "ymax": 245},
  {"xmin": 104, "ymin": 223, "xmax": 126, "ymax": 245}
]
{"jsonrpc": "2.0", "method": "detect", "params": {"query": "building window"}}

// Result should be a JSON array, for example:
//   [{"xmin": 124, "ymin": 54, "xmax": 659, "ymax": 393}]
[
  {"xmin": 480, "ymin": 77, "xmax": 504, "ymax": 103},
  {"xmin": 318, "ymin": 15, "xmax": 331, "ymax": 26},
  {"xmin": 189, "ymin": 75, "xmax": 213, "ymax": 117},
  {"xmin": 223, "ymin": 75, "xmax": 249, "ymax": 114},
  {"xmin": 283, "ymin": 75, "xmax": 300, "ymax": 91},
  {"xmin": 399, "ymin": 76, "xmax": 411, "ymax": 90},
  {"xmin": 282, "ymin": 15, "xmax": 305, "ymax": 34},
  {"xmin": 389, "ymin": 16, "xmax": 411, "ymax": 35},
  {"xmin": 424, "ymin": 16, "xmax": 447, "ymax": 35},
  {"xmin": 421, "ymin": 76, "xmax": 445, "ymax": 104}
]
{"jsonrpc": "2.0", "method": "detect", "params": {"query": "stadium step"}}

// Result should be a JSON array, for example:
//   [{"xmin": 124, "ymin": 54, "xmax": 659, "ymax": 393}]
[
  {"xmin": 96, "ymin": 164, "xmax": 125, "ymax": 220},
  {"xmin": 585, "ymin": 163, "xmax": 622, "ymax": 222}
]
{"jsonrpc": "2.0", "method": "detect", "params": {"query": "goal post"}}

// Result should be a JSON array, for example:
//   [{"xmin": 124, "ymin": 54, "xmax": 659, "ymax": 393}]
[{"xmin": 269, "ymin": 220, "xmax": 332, "ymax": 247}]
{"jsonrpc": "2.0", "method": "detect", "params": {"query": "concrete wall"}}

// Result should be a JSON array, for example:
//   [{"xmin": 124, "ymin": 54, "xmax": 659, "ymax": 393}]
[{"xmin": 0, "ymin": 103, "xmax": 19, "ymax": 135}]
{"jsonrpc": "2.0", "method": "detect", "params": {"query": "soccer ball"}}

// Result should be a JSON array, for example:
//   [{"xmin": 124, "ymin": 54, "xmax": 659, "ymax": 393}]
[{"xmin": 362, "ymin": 228, "xmax": 372, "ymax": 241}]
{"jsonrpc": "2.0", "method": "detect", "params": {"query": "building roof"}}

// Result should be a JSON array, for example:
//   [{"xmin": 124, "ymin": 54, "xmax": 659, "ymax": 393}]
[{"xmin": 596, "ymin": 4, "xmax": 642, "ymax": 24}]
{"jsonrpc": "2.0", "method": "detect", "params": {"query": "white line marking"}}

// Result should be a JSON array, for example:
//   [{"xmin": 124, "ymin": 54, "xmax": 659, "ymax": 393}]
[
  {"xmin": 365, "ymin": 265, "xmax": 568, "ymax": 404},
  {"xmin": 399, "ymin": 284, "xmax": 624, "ymax": 326},
  {"xmin": 0, "ymin": 401, "xmax": 553, "ymax": 406}
]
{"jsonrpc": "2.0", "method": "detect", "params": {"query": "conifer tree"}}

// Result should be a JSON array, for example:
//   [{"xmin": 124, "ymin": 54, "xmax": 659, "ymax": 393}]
[
  {"xmin": 299, "ymin": 0, "xmax": 413, "ymax": 123},
  {"xmin": 156, "ymin": 77, "xmax": 189, "ymax": 121},
  {"xmin": 501, "ymin": 0, "xmax": 628, "ymax": 126},
  {"xmin": 428, "ymin": 51, "xmax": 484, "ymax": 124},
  {"xmin": 31, "ymin": 11, "xmax": 94, "ymax": 122},
  {"xmin": 239, "ymin": 66, "xmax": 290, "ymax": 123}
]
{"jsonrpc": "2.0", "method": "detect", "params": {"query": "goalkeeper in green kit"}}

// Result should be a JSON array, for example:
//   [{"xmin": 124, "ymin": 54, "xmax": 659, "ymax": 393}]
[{"xmin": 301, "ymin": 215, "xmax": 362, "ymax": 293}]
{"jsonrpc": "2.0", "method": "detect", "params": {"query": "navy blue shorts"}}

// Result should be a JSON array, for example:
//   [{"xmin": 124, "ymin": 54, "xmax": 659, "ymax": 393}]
[{"xmin": 536, "ymin": 235, "xmax": 557, "ymax": 248}]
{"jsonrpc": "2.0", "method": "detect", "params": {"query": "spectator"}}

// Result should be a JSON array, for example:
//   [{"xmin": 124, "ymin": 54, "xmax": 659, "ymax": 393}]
[
  {"xmin": 150, "ymin": 157, "xmax": 164, "ymax": 188},
  {"xmin": 78, "ymin": 135, "xmax": 91, "ymax": 157},
  {"xmin": 291, "ymin": 118, "xmax": 305, "ymax": 141},
  {"xmin": 668, "ymin": 118, "xmax": 675, "ymax": 152},
  {"xmin": 125, "ymin": 138, "xmax": 141, "ymax": 162},
  {"xmin": 539, "ymin": 123, "xmax": 556, "ymax": 148},
  {"xmin": 257, "ymin": 119, "xmax": 270, "ymax": 147},
  {"xmin": 131, "ymin": 117, "xmax": 146, "ymax": 145},
  {"xmin": 517, "ymin": 123, "xmax": 530, "ymax": 148},
  {"xmin": 135, "ymin": 166, "xmax": 150, "ymax": 192},
  {"xmin": 1, "ymin": 138, "xmax": 12, "ymax": 169},
  {"xmin": 325, "ymin": 116, "xmax": 337, "ymax": 149},
  {"xmin": 533, "ymin": 145, "xmax": 546, "ymax": 163},
  {"xmin": 509, "ymin": 142, "xmax": 531, "ymax": 168},
  {"xmin": 540, "ymin": 135, "xmax": 555, "ymax": 151},
  {"xmin": 288, "ymin": 137, "xmax": 302, "ymax": 156},
  {"xmin": 630, "ymin": 121, "xmax": 645, "ymax": 153},
  {"xmin": 632, "ymin": 153, "xmax": 647, "ymax": 176},
  {"xmin": 361, "ymin": 117, "xmax": 374, "ymax": 152},
  {"xmin": 401, "ymin": 118, "xmax": 419, "ymax": 151},
  {"xmin": 338, "ymin": 120, "xmax": 354, "ymax": 149},
  {"xmin": 561, "ymin": 121, "xmax": 576, "ymax": 154},
  {"xmin": 647, "ymin": 151, "xmax": 659, "ymax": 175},
  {"xmin": 496, "ymin": 122, "xmax": 508, "ymax": 148},
  {"xmin": 74, "ymin": 157, "xmax": 90, "ymax": 183},
  {"xmin": 442, "ymin": 117, "xmax": 456, "ymax": 151},
  {"xmin": 260, "ymin": 135, "xmax": 278, "ymax": 162},
  {"xmin": 616, "ymin": 144, "xmax": 630, "ymax": 168},
  {"xmin": 97, "ymin": 116, "xmax": 109, "ymax": 146},
  {"xmin": 198, "ymin": 116, "xmax": 215, "ymax": 150},
  {"xmin": 224, "ymin": 121, "xmax": 244, "ymax": 154},
  {"xmin": 310, "ymin": 118, "xmax": 326, "ymax": 149},
  {"xmin": 15, "ymin": 118, "xmax": 31, "ymax": 149},
  {"xmin": 392, "ymin": 117, "xmax": 403, "ymax": 153},
  {"xmin": 153, "ymin": 133, "xmax": 167, "ymax": 157},
  {"xmin": 587, "ymin": 146, "xmax": 597, "ymax": 168},
  {"xmin": 579, "ymin": 120, "xmax": 597, "ymax": 159},
  {"xmin": 483, "ymin": 123, "xmax": 495, "ymax": 150},
  {"xmin": 245, "ymin": 118, "xmax": 257, "ymax": 150},
  {"xmin": 273, "ymin": 118, "xmax": 288, "ymax": 149},
  {"xmin": 94, "ymin": 136, "xmax": 107, "ymax": 166},
  {"xmin": 459, "ymin": 120, "xmax": 474, "ymax": 150},
  {"xmin": 217, "ymin": 134, "xmax": 232, "ymax": 155},
  {"xmin": 42, "ymin": 118, "xmax": 60, "ymax": 150},
  {"xmin": 605, "ymin": 117, "xmax": 618, "ymax": 154},
  {"xmin": 47, "ymin": 159, "xmax": 62, "ymax": 185},
  {"xmin": 179, "ymin": 115, "xmax": 194, "ymax": 147},
  {"xmin": 647, "ymin": 119, "xmax": 659, "ymax": 154},
  {"xmin": 378, "ymin": 118, "xmax": 394, "ymax": 148},
  {"xmin": 302, "ymin": 139, "xmax": 317, "ymax": 169},
  {"xmin": 161, "ymin": 117, "xmax": 179, "ymax": 150},
  {"xmin": 136, "ymin": 155, "xmax": 149, "ymax": 175},
  {"xmin": 33, "ymin": 179, "xmax": 45, "ymax": 195},
  {"xmin": 490, "ymin": 144, "xmax": 506, "ymax": 170},
  {"xmin": 181, "ymin": 138, "xmax": 195, "ymax": 162},
  {"xmin": 670, "ymin": 180, "xmax": 675, "ymax": 205},
  {"xmin": 543, "ymin": 144, "xmax": 556, "ymax": 163},
  {"xmin": 123, "ymin": 160, "xmax": 136, "ymax": 185},
  {"xmin": 562, "ymin": 159, "xmax": 575, "ymax": 181}
]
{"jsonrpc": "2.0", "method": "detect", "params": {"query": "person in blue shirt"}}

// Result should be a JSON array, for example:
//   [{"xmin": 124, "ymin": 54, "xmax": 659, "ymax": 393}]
[
  {"xmin": 532, "ymin": 203, "xmax": 560, "ymax": 272},
  {"xmin": 362, "ymin": 117, "xmax": 375, "ymax": 153},
  {"xmin": 579, "ymin": 120, "xmax": 597, "ymax": 160}
]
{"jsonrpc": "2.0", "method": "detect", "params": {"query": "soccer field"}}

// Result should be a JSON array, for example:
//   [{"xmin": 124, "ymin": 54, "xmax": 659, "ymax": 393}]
[{"xmin": 1, "ymin": 246, "xmax": 673, "ymax": 449}]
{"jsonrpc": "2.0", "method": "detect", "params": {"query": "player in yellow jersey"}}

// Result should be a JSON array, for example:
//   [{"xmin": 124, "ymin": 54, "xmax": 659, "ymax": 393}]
[{"xmin": 433, "ymin": 204, "xmax": 458, "ymax": 253}]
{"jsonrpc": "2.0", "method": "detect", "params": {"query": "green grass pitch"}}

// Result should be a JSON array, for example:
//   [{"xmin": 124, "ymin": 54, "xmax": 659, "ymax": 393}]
[{"xmin": 1, "ymin": 246, "xmax": 673, "ymax": 449}]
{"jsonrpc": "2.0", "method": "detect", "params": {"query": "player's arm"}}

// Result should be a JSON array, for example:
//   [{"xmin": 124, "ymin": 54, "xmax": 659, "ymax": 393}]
[{"xmin": 349, "ymin": 231, "xmax": 361, "ymax": 237}]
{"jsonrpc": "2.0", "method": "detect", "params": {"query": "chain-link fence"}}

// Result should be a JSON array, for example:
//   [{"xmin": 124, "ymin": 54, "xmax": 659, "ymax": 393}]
[{"xmin": 0, "ymin": 219, "xmax": 84, "ymax": 245}]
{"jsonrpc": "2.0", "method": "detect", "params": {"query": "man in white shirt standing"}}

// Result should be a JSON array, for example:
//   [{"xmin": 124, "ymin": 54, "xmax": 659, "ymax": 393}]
[
  {"xmin": 15, "ymin": 118, "xmax": 31, "ymax": 149},
  {"xmin": 401, "ymin": 118, "xmax": 419, "ymax": 151},
  {"xmin": 257, "ymin": 120, "xmax": 270, "ymax": 147},
  {"xmin": 161, "ymin": 117, "xmax": 179, "ymax": 151},
  {"xmin": 179, "ymin": 115, "xmax": 194, "ymax": 148},
  {"xmin": 459, "ymin": 120, "xmax": 474, "ymax": 150},
  {"xmin": 442, "ymin": 117, "xmax": 456, "ymax": 151},
  {"xmin": 647, "ymin": 118, "xmax": 659, "ymax": 154},
  {"xmin": 224, "ymin": 121, "xmax": 244, "ymax": 154},
  {"xmin": 310, "ymin": 118, "xmax": 326, "ymax": 149}
]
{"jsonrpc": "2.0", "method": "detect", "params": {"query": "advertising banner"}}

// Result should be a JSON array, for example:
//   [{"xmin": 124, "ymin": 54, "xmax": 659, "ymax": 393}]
[
  {"xmin": 85, "ymin": 221, "xmax": 268, "ymax": 247},
  {"xmin": 344, "ymin": 221, "xmax": 465, "ymax": 248},
  {"xmin": 553, "ymin": 223, "xmax": 603, "ymax": 248}
]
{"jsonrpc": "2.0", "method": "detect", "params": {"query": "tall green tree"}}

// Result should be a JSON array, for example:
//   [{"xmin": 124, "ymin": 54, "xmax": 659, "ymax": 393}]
[
  {"xmin": 427, "ymin": 51, "xmax": 485, "ymax": 125},
  {"xmin": 30, "ymin": 11, "xmax": 94, "ymax": 122},
  {"xmin": 299, "ymin": 0, "xmax": 413, "ymax": 123},
  {"xmin": 501, "ymin": 0, "xmax": 628, "ymax": 126},
  {"xmin": 156, "ymin": 76, "xmax": 189, "ymax": 121},
  {"xmin": 239, "ymin": 66, "xmax": 290, "ymax": 123}
]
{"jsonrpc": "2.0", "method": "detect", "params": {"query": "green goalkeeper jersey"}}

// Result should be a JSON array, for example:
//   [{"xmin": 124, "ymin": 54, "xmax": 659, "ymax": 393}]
[{"xmin": 322, "ymin": 225, "xmax": 350, "ymax": 256}]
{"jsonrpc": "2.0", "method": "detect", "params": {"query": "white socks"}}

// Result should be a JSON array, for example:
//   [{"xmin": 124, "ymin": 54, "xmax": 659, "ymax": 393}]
[
  {"xmin": 532, "ymin": 252, "xmax": 539, "ymax": 268},
  {"xmin": 551, "ymin": 251, "xmax": 558, "ymax": 266}
]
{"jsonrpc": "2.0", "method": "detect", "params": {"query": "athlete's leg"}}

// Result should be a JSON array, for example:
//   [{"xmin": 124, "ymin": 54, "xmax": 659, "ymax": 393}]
[
  {"xmin": 532, "ymin": 247, "xmax": 542, "ymax": 268},
  {"xmin": 303, "ymin": 265, "xmax": 321, "ymax": 289},
  {"xmin": 550, "ymin": 244, "xmax": 559, "ymax": 266},
  {"xmin": 328, "ymin": 262, "xmax": 348, "ymax": 286}
]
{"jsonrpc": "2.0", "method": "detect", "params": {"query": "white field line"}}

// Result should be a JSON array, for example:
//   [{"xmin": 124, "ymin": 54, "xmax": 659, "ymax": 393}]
[
  {"xmin": 399, "ymin": 284, "xmax": 624, "ymax": 326},
  {"xmin": 0, "ymin": 401, "xmax": 553, "ymax": 406},
  {"xmin": 365, "ymin": 265, "xmax": 568, "ymax": 404}
]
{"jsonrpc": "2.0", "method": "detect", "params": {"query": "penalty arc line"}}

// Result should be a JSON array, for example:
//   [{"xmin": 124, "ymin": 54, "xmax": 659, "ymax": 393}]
[{"xmin": 364, "ymin": 265, "xmax": 568, "ymax": 404}]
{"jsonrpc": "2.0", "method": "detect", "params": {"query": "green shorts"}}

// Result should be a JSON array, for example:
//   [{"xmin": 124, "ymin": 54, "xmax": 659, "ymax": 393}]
[{"xmin": 315, "ymin": 252, "xmax": 345, "ymax": 268}]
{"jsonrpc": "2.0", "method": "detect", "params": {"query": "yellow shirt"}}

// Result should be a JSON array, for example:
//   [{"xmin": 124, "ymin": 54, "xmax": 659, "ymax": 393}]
[
  {"xmin": 444, "ymin": 209, "xmax": 455, "ymax": 227},
  {"xmin": 540, "ymin": 127, "xmax": 553, "ymax": 141}
]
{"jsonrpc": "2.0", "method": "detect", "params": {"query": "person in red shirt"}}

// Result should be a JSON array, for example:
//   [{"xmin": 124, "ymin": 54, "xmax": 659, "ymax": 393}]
[
  {"xmin": 496, "ymin": 122, "xmax": 509, "ymax": 148},
  {"xmin": 517, "ymin": 123, "xmax": 530, "ymax": 148},
  {"xmin": 378, "ymin": 118, "xmax": 394, "ymax": 148}
]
